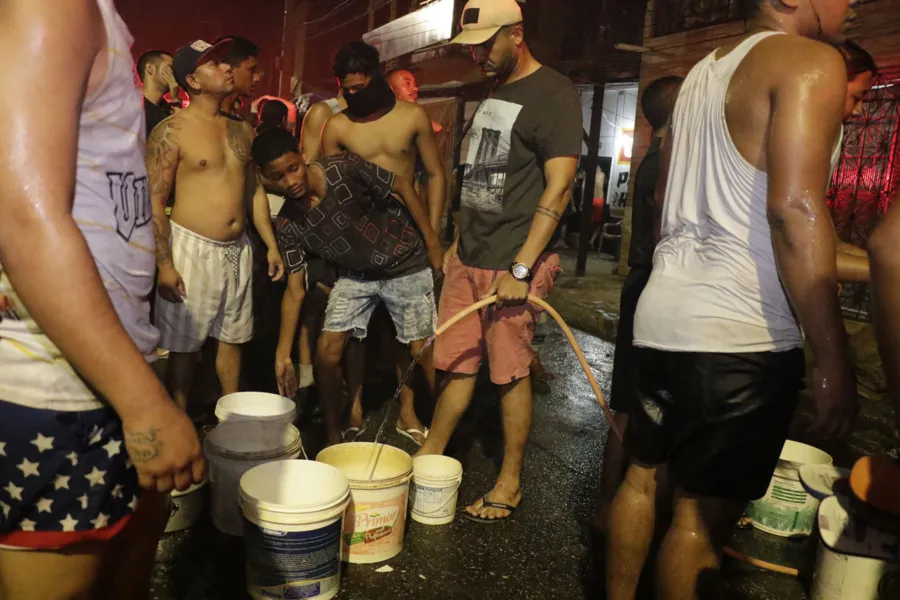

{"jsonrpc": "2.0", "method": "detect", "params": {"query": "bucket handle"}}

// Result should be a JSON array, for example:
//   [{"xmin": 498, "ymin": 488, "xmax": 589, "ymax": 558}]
[{"xmin": 412, "ymin": 477, "xmax": 464, "ymax": 516}]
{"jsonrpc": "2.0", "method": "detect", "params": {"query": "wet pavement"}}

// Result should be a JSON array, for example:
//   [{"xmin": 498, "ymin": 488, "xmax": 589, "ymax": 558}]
[{"xmin": 150, "ymin": 318, "xmax": 899, "ymax": 600}]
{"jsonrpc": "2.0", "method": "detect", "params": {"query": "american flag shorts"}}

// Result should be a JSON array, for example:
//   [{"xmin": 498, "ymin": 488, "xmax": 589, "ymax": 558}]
[{"xmin": 0, "ymin": 400, "xmax": 140, "ymax": 549}]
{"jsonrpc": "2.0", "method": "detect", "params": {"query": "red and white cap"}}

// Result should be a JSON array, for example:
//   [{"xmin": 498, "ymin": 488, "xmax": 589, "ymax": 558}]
[{"xmin": 450, "ymin": 0, "xmax": 523, "ymax": 46}]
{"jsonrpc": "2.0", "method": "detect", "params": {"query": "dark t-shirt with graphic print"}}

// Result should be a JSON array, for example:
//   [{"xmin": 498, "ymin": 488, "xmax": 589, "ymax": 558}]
[
  {"xmin": 458, "ymin": 66, "xmax": 583, "ymax": 270},
  {"xmin": 275, "ymin": 153, "xmax": 428, "ymax": 281}
]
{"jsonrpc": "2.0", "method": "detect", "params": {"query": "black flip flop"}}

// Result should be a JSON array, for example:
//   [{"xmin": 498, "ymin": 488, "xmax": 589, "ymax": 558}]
[{"xmin": 463, "ymin": 495, "xmax": 519, "ymax": 524}]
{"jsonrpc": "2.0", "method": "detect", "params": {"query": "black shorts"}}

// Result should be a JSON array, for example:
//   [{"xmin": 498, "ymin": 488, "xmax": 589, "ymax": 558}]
[
  {"xmin": 625, "ymin": 348, "xmax": 804, "ymax": 502},
  {"xmin": 609, "ymin": 266, "xmax": 652, "ymax": 413}
]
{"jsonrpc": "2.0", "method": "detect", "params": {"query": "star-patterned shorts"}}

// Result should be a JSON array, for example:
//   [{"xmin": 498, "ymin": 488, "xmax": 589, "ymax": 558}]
[{"xmin": 0, "ymin": 401, "xmax": 140, "ymax": 549}]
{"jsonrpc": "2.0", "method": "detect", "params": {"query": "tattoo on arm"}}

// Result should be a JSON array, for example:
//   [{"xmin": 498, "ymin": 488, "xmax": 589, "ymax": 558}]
[
  {"xmin": 536, "ymin": 206, "xmax": 563, "ymax": 222},
  {"xmin": 227, "ymin": 120, "xmax": 252, "ymax": 163},
  {"xmin": 125, "ymin": 428, "xmax": 163, "ymax": 464},
  {"xmin": 153, "ymin": 220, "xmax": 172, "ymax": 264},
  {"xmin": 146, "ymin": 120, "xmax": 180, "ymax": 265}
]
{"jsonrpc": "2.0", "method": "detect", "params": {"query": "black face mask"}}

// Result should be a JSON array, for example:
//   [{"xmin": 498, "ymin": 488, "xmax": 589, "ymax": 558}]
[{"xmin": 344, "ymin": 75, "xmax": 397, "ymax": 118}]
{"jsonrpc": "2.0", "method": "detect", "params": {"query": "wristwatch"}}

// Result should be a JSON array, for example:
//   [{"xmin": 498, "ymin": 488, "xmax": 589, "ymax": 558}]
[{"xmin": 509, "ymin": 262, "xmax": 533, "ymax": 282}]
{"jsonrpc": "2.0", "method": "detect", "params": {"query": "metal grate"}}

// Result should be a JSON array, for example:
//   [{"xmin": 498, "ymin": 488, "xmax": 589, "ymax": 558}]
[
  {"xmin": 829, "ymin": 68, "xmax": 900, "ymax": 320},
  {"xmin": 652, "ymin": 0, "xmax": 743, "ymax": 38}
]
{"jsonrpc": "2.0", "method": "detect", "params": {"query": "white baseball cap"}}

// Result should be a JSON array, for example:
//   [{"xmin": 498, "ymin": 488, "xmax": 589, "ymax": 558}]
[{"xmin": 450, "ymin": 0, "xmax": 523, "ymax": 46}]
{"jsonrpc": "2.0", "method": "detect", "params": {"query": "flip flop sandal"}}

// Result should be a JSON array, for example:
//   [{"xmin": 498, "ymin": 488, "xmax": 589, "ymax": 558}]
[
  {"xmin": 395, "ymin": 426, "xmax": 429, "ymax": 447},
  {"xmin": 341, "ymin": 426, "xmax": 367, "ymax": 443},
  {"xmin": 464, "ymin": 495, "xmax": 519, "ymax": 524}
]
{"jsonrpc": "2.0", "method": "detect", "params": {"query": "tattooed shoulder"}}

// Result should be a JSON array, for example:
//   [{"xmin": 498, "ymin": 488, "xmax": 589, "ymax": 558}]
[{"xmin": 227, "ymin": 120, "xmax": 252, "ymax": 163}]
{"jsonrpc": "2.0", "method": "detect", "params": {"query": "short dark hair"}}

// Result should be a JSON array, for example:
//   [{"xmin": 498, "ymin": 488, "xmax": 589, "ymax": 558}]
[
  {"xmin": 218, "ymin": 36, "xmax": 260, "ymax": 67},
  {"xmin": 259, "ymin": 100, "xmax": 289, "ymax": 130},
  {"xmin": 839, "ymin": 41, "xmax": 879, "ymax": 79},
  {"xmin": 252, "ymin": 128, "xmax": 300, "ymax": 170},
  {"xmin": 136, "ymin": 50, "xmax": 171, "ymax": 82},
  {"xmin": 333, "ymin": 42, "xmax": 381, "ymax": 80},
  {"xmin": 642, "ymin": 76, "xmax": 683, "ymax": 132}
]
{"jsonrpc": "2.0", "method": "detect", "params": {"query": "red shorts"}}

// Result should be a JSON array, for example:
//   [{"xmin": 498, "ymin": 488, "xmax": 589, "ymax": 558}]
[
  {"xmin": 591, "ymin": 196, "xmax": 605, "ymax": 224},
  {"xmin": 433, "ymin": 253, "xmax": 561, "ymax": 385}
]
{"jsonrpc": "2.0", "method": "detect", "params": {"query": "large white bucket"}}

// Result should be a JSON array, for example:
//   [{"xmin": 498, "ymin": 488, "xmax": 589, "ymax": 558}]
[
  {"xmin": 205, "ymin": 421, "xmax": 303, "ymax": 536},
  {"xmin": 747, "ymin": 440, "xmax": 832, "ymax": 537},
  {"xmin": 316, "ymin": 443, "xmax": 413, "ymax": 564},
  {"xmin": 811, "ymin": 496, "xmax": 900, "ymax": 600},
  {"xmin": 240, "ymin": 460, "xmax": 351, "ymax": 600},
  {"xmin": 215, "ymin": 392, "xmax": 297, "ymax": 425},
  {"xmin": 410, "ymin": 455, "xmax": 463, "ymax": 525}
]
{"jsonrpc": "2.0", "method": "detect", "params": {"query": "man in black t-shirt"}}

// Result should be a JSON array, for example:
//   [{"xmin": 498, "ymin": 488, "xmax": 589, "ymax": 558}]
[
  {"xmin": 252, "ymin": 130, "xmax": 443, "ymax": 445},
  {"xmin": 593, "ymin": 76, "xmax": 682, "ymax": 533},
  {"xmin": 421, "ymin": 0, "xmax": 582, "ymax": 524},
  {"xmin": 137, "ymin": 50, "xmax": 178, "ymax": 137}
]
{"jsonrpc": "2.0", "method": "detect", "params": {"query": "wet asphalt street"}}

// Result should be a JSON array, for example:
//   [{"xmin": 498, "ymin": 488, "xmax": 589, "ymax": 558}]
[{"xmin": 150, "ymin": 325, "xmax": 888, "ymax": 600}]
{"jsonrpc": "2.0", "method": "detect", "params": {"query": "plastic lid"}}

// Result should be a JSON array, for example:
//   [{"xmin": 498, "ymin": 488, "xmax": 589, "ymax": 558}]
[
  {"xmin": 240, "ymin": 460, "xmax": 350, "ymax": 514},
  {"xmin": 818, "ymin": 495, "xmax": 900, "ymax": 561},
  {"xmin": 799, "ymin": 464, "xmax": 850, "ymax": 501}
]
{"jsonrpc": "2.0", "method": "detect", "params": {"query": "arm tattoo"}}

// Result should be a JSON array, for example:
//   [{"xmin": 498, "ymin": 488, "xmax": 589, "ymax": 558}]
[
  {"xmin": 125, "ymin": 428, "xmax": 163, "ymax": 464},
  {"xmin": 227, "ymin": 120, "xmax": 252, "ymax": 163},
  {"xmin": 146, "ymin": 120, "xmax": 180, "ymax": 196},
  {"xmin": 536, "ymin": 206, "xmax": 563, "ymax": 222},
  {"xmin": 153, "ymin": 220, "xmax": 172, "ymax": 264}
]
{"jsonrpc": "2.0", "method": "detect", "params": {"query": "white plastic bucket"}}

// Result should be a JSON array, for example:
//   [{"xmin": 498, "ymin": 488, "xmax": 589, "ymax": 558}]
[
  {"xmin": 205, "ymin": 421, "xmax": 303, "ymax": 536},
  {"xmin": 747, "ymin": 440, "xmax": 832, "ymax": 537},
  {"xmin": 811, "ymin": 496, "xmax": 900, "ymax": 600},
  {"xmin": 410, "ymin": 455, "xmax": 463, "ymax": 525},
  {"xmin": 240, "ymin": 460, "xmax": 351, "ymax": 600},
  {"xmin": 165, "ymin": 481, "xmax": 208, "ymax": 533},
  {"xmin": 215, "ymin": 392, "xmax": 297, "ymax": 425},
  {"xmin": 316, "ymin": 443, "xmax": 413, "ymax": 564}
]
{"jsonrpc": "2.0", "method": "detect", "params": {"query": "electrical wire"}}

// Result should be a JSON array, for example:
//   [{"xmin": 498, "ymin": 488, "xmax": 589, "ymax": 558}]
[{"xmin": 304, "ymin": 0, "xmax": 361, "ymax": 25}]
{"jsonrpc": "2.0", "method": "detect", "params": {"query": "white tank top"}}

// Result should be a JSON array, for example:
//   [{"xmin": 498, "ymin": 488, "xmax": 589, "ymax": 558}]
[
  {"xmin": 0, "ymin": 0, "xmax": 158, "ymax": 411},
  {"xmin": 633, "ymin": 32, "xmax": 805, "ymax": 353}
]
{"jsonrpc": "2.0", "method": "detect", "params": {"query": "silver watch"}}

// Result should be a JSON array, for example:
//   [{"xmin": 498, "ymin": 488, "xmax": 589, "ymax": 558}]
[{"xmin": 510, "ymin": 262, "xmax": 532, "ymax": 282}]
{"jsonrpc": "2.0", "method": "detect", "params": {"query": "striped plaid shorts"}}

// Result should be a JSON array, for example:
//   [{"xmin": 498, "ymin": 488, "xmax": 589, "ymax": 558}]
[{"xmin": 155, "ymin": 222, "xmax": 253, "ymax": 353}]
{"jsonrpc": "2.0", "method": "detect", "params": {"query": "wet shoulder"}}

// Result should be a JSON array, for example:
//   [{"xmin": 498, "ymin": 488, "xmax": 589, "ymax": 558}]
[{"xmin": 750, "ymin": 35, "xmax": 845, "ymax": 76}]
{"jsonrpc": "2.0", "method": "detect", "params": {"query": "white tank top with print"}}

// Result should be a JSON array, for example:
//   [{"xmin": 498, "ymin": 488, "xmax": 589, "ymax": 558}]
[{"xmin": 0, "ymin": 0, "xmax": 158, "ymax": 411}]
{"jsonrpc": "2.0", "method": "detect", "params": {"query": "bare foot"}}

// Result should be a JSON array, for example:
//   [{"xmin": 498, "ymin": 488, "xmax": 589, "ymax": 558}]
[{"xmin": 465, "ymin": 480, "xmax": 522, "ymax": 521}]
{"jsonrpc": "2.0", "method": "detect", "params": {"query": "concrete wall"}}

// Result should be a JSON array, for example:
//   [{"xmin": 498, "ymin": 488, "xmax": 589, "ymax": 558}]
[{"xmin": 618, "ymin": 0, "xmax": 900, "ymax": 273}]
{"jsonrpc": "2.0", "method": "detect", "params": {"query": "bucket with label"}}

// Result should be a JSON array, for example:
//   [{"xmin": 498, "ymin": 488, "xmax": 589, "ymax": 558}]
[
  {"xmin": 747, "ymin": 440, "xmax": 833, "ymax": 537},
  {"xmin": 215, "ymin": 392, "xmax": 297, "ymax": 426},
  {"xmin": 240, "ymin": 460, "xmax": 351, "ymax": 600},
  {"xmin": 811, "ymin": 495, "xmax": 900, "ymax": 600},
  {"xmin": 410, "ymin": 455, "xmax": 463, "ymax": 525},
  {"xmin": 205, "ymin": 421, "xmax": 304, "ymax": 536},
  {"xmin": 165, "ymin": 481, "xmax": 208, "ymax": 533},
  {"xmin": 316, "ymin": 443, "xmax": 413, "ymax": 564}
]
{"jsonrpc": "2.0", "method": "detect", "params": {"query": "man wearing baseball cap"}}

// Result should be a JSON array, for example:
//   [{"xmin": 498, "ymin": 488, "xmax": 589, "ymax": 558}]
[
  {"xmin": 148, "ymin": 38, "xmax": 285, "ymax": 416},
  {"xmin": 420, "ymin": 0, "xmax": 582, "ymax": 523}
]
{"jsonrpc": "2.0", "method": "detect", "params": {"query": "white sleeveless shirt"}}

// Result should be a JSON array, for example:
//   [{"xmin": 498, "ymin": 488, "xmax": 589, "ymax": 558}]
[
  {"xmin": 634, "ymin": 32, "xmax": 805, "ymax": 353},
  {"xmin": 0, "ymin": 0, "xmax": 158, "ymax": 411}
]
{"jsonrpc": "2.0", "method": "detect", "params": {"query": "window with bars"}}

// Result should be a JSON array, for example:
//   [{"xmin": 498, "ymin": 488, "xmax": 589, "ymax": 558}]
[
  {"xmin": 829, "ymin": 68, "xmax": 900, "ymax": 320},
  {"xmin": 652, "ymin": 0, "xmax": 743, "ymax": 38}
]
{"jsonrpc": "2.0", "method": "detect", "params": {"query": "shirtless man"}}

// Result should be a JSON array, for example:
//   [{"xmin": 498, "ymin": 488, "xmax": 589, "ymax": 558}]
[
  {"xmin": 387, "ymin": 69, "xmax": 444, "ymax": 134},
  {"xmin": 322, "ymin": 42, "xmax": 446, "ymax": 444},
  {"xmin": 0, "ymin": 2, "xmax": 203, "ymax": 598},
  {"xmin": 218, "ymin": 36, "xmax": 261, "ymax": 122},
  {"xmin": 301, "ymin": 91, "xmax": 346, "ymax": 163},
  {"xmin": 148, "ymin": 39, "xmax": 284, "ymax": 411},
  {"xmin": 607, "ymin": 1, "xmax": 858, "ymax": 598}
]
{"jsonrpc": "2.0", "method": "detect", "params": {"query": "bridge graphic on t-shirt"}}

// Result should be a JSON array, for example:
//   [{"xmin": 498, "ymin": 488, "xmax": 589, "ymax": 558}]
[{"xmin": 461, "ymin": 99, "xmax": 522, "ymax": 215}]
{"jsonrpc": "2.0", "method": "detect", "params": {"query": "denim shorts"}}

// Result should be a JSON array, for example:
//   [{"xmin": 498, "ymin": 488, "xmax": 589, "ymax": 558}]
[{"xmin": 323, "ymin": 268, "xmax": 436, "ymax": 344}]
